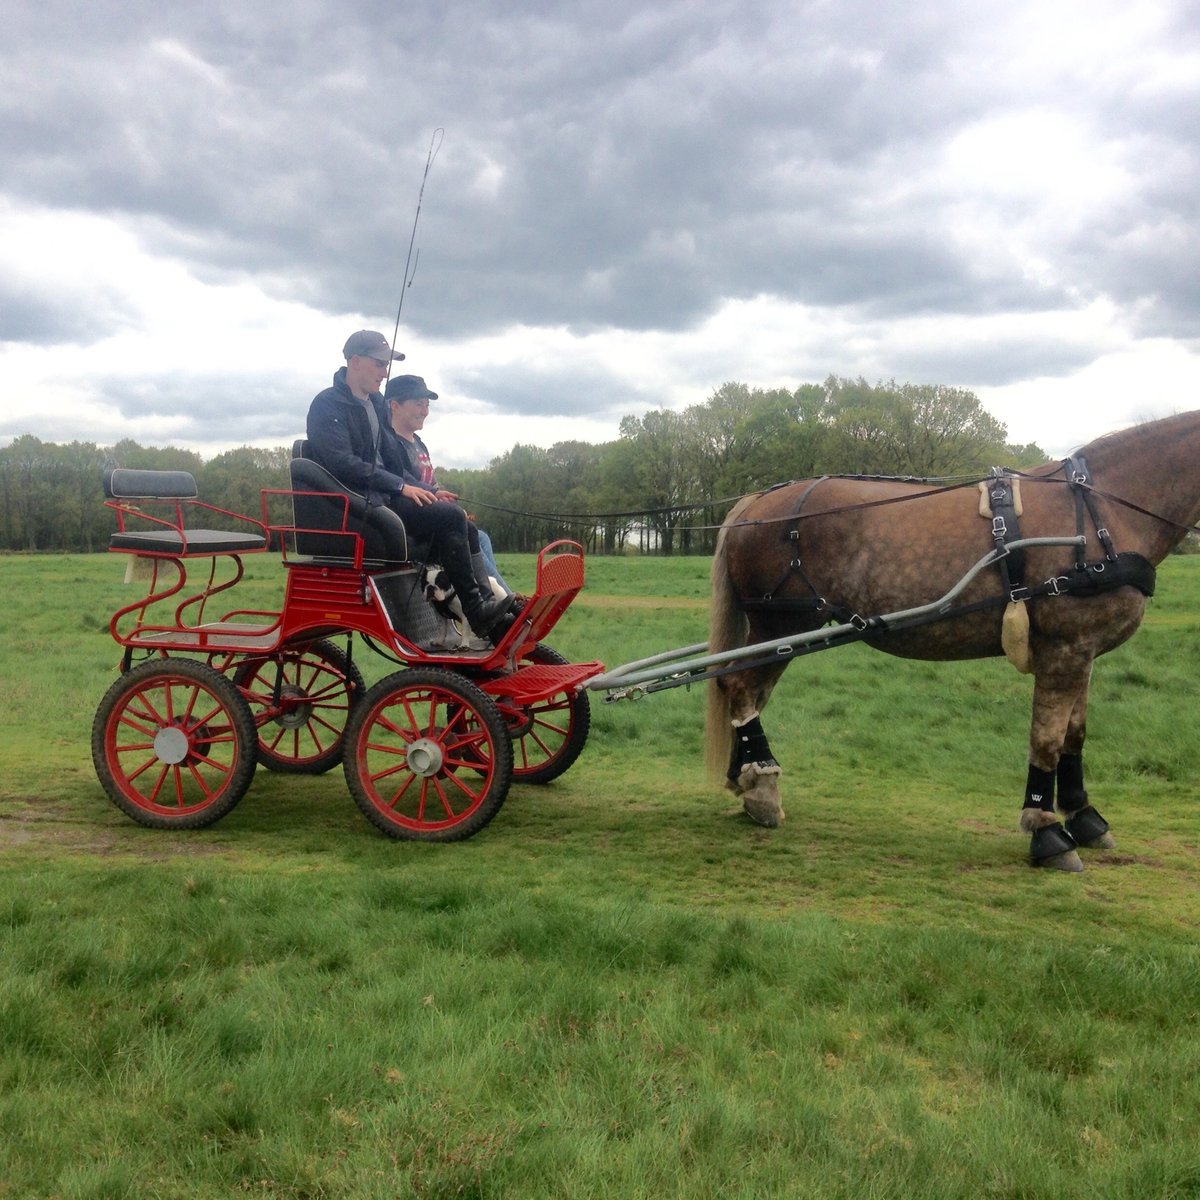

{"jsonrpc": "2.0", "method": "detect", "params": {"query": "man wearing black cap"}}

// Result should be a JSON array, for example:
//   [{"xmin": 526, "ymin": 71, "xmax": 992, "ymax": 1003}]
[{"xmin": 306, "ymin": 333, "xmax": 516, "ymax": 640}]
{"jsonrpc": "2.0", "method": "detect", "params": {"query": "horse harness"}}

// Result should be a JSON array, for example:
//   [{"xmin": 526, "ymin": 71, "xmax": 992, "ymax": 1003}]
[{"xmin": 739, "ymin": 459, "xmax": 1157, "ymax": 632}]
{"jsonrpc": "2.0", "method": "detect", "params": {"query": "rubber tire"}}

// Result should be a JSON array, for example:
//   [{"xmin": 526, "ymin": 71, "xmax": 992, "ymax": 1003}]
[
  {"xmin": 92, "ymin": 657, "xmax": 257, "ymax": 829},
  {"xmin": 232, "ymin": 639, "xmax": 365, "ymax": 774},
  {"xmin": 343, "ymin": 667, "xmax": 513, "ymax": 842},
  {"xmin": 504, "ymin": 643, "xmax": 592, "ymax": 785}
]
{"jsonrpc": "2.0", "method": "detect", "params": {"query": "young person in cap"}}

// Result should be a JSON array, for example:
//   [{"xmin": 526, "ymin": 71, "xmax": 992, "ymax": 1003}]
[
  {"xmin": 384, "ymin": 373, "xmax": 512, "ymax": 596},
  {"xmin": 306, "ymin": 333, "xmax": 516, "ymax": 641}
]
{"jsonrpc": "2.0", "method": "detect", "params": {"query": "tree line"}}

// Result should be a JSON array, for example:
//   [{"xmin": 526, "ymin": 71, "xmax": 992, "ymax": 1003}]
[{"xmin": 1, "ymin": 377, "xmax": 1047, "ymax": 555}]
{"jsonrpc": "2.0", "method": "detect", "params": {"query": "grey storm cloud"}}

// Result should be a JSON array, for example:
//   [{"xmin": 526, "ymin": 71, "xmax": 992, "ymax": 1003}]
[
  {"xmin": 86, "ymin": 371, "xmax": 305, "ymax": 440},
  {"xmin": 449, "ymin": 359, "xmax": 661, "ymax": 419},
  {"xmin": 3, "ymin": 0, "xmax": 1199, "ymax": 460},
  {"xmin": 8, "ymin": 0, "xmax": 1195, "ymax": 344},
  {"xmin": 0, "ymin": 277, "xmax": 139, "ymax": 346}
]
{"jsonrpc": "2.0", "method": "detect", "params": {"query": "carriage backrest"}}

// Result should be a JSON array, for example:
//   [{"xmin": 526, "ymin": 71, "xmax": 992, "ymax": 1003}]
[
  {"xmin": 288, "ymin": 439, "xmax": 410, "ymax": 566},
  {"xmin": 104, "ymin": 468, "xmax": 199, "ymax": 501}
]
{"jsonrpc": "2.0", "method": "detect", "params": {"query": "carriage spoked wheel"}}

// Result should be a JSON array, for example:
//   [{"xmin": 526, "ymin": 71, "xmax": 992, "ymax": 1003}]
[
  {"xmin": 343, "ymin": 668, "xmax": 513, "ymax": 841},
  {"xmin": 500, "ymin": 643, "xmax": 592, "ymax": 785},
  {"xmin": 91, "ymin": 658, "xmax": 257, "ymax": 829},
  {"xmin": 231, "ymin": 639, "xmax": 365, "ymax": 774}
]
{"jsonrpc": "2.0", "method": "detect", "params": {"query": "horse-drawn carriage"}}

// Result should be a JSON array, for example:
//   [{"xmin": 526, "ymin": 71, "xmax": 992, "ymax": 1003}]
[
  {"xmin": 92, "ymin": 447, "xmax": 604, "ymax": 841},
  {"xmin": 93, "ymin": 410, "xmax": 1199, "ymax": 867}
]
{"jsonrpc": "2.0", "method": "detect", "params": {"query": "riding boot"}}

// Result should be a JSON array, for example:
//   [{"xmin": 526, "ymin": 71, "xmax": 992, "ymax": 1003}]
[
  {"xmin": 441, "ymin": 531, "xmax": 515, "ymax": 639},
  {"xmin": 471, "ymin": 550, "xmax": 506, "ymax": 600}
]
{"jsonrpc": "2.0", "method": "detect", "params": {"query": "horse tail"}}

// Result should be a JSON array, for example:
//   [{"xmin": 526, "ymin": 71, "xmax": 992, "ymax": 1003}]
[{"xmin": 705, "ymin": 495, "xmax": 756, "ymax": 783}]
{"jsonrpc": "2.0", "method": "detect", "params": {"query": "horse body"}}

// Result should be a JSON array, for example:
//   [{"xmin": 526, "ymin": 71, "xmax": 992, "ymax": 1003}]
[{"xmin": 706, "ymin": 410, "xmax": 1200, "ymax": 869}]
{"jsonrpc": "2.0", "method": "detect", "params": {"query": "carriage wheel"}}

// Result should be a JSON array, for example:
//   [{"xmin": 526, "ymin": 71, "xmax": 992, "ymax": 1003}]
[
  {"xmin": 232, "ymin": 639, "xmax": 365, "ymax": 774},
  {"xmin": 501, "ymin": 643, "xmax": 592, "ymax": 785},
  {"xmin": 92, "ymin": 658, "xmax": 257, "ymax": 829},
  {"xmin": 343, "ymin": 668, "xmax": 513, "ymax": 842}
]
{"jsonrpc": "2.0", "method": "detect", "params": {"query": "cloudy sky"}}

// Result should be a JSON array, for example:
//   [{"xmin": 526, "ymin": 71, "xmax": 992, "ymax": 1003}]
[{"xmin": 3, "ymin": 0, "xmax": 1198, "ymax": 467}]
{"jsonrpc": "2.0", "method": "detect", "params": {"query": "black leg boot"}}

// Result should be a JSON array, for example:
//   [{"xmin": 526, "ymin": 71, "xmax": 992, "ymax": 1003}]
[{"xmin": 440, "ymin": 529, "xmax": 515, "ymax": 640}]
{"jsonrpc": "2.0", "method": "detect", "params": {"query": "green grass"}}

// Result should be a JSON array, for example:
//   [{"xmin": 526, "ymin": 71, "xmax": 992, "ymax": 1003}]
[{"xmin": 2, "ymin": 551, "xmax": 1200, "ymax": 1198}]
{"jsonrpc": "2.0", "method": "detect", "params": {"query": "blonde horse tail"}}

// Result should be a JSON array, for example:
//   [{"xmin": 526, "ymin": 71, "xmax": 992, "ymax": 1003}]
[{"xmin": 705, "ymin": 495, "xmax": 755, "ymax": 783}]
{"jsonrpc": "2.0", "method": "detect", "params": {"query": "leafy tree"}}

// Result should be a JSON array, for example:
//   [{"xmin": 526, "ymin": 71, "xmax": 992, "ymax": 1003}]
[
  {"xmin": 201, "ymin": 447, "xmax": 289, "ymax": 527},
  {"xmin": 819, "ymin": 377, "xmax": 1016, "ymax": 476},
  {"xmin": 107, "ymin": 440, "xmax": 205, "ymax": 474},
  {"xmin": 0, "ymin": 436, "xmax": 54, "ymax": 550},
  {"xmin": 617, "ymin": 410, "xmax": 694, "ymax": 554}
]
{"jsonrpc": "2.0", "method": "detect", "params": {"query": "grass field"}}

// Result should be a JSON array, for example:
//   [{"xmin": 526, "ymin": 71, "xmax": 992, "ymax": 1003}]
[{"xmin": 2, "ymin": 550, "xmax": 1200, "ymax": 1199}]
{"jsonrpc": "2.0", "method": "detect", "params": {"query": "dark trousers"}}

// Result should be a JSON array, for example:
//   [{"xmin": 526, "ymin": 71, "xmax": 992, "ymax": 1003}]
[{"xmin": 388, "ymin": 497, "xmax": 481, "ymax": 557}]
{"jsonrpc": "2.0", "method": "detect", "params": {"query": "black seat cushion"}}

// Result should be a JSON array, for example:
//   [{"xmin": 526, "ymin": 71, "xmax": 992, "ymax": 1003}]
[{"xmin": 110, "ymin": 529, "xmax": 268, "ymax": 554}]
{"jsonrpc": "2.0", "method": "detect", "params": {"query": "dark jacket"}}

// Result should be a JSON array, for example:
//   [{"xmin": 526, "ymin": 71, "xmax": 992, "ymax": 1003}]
[
  {"xmin": 390, "ymin": 432, "xmax": 440, "ymax": 491},
  {"xmin": 306, "ymin": 368, "xmax": 418, "ymax": 505}
]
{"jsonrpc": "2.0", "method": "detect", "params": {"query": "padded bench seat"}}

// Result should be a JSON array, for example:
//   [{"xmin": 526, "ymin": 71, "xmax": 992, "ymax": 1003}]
[
  {"xmin": 109, "ymin": 528, "xmax": 268, "ymax": 555},
  {"xmin": 103, "ymin": 467, "xmax": 267, "ymax": 556}
]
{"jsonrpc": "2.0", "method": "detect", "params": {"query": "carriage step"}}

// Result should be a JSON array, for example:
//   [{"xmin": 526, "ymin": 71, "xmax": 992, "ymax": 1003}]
[{"xmin": 482, "ymin": 662, "xmax": 605, "ymax": 705}]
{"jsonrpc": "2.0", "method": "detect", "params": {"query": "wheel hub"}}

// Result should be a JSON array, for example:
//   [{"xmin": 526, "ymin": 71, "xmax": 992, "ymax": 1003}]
[
  {"xmin": 405, "ymin": 737, "xmax": 445, "ymax": 778},
  {"xmin": 272, "ymin": 683, "xmax": 313, "ymax": 729},
  {"xmin": 152, "ymin": 725, "xmax": 190, "ymax": 765}
]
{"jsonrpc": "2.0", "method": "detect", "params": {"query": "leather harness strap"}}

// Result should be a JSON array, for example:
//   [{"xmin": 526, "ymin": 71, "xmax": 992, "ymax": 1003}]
[
  {"xmin": 1065, "ymin": 455, "xmax": 1118, "ymax": 566},
  {"xmin": 742, "ymin": 476, "xmax": 833, "ymax": 614},
  {"xmin": 983, "ymin": 467, "xmax": 1027, "ymax": 600}
]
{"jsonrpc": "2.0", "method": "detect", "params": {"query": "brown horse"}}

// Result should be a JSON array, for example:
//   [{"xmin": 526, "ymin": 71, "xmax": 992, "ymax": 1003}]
[{"xmin": 705, "ymin": 409, "xmax": 1200, "ymax": 870}]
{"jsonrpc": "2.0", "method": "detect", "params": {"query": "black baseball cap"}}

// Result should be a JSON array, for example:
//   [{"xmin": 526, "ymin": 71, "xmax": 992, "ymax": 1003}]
[{"xmin": 385, "ymin": 375, "xmax": 438, "ymax": 402}]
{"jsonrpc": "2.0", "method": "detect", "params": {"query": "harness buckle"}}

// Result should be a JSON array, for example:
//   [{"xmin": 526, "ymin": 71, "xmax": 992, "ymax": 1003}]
[
  {"xmin": 991, "ymin": 516, "xmax": 1007, "ymax": 538},
  {"xmin": 1072, "ymin": 470, "xmax": 1088, "ymax": 485},
  {"xmin": 849, "ymin": 613, "xmax": 869, "ymax": 631},
  {"xmin": 1009, "ymin": 586, "xmax": 1030, "ymax": 603},
  {"xmin": 1047, "ymin": 575, "xmax": 1071, "ymax": 596}
]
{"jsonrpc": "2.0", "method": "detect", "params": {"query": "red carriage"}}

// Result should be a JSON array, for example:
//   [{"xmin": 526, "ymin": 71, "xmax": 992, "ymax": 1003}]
[{"xmin": 91, "ymin": 448, "xmax": 604, "ymax": 841}]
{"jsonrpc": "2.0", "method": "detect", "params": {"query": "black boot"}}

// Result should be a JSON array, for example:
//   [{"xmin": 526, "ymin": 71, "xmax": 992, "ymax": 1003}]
[
  {"xmin": 471, "ymin": 550, "xmax": 507, "ymax": 599},
  {"xmin": 441, "ymin": 531, "xmax": 515, "ymax": 640}
]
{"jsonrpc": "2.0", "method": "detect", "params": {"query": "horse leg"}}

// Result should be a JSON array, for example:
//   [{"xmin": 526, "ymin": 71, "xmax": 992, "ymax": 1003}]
[
  {"xmin": 1056, "ymin": 684, "xmax": 1116, "ymax": 850},
  {"xmin": 717, "ymin": 663, "xmax": 789, "ymax": 827},
  {"xmin": 1019, "ymin": 672, "xmax": 1089, "ymax": 871}
]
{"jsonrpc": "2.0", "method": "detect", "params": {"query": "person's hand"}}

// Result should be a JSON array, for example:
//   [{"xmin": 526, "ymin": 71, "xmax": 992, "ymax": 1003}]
[
  {"xmin": 399, "ymin": 484, "xmax": 435, "ymax": 506},
  {"xmin": 437, "ymin": 488, "xmax": 459, "ymax": 502}
]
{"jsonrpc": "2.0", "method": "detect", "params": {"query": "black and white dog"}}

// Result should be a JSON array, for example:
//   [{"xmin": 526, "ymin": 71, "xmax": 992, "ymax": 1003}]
[{"xmin": 421, "ymin": 564, "xmax": 505, "ymax": 649}]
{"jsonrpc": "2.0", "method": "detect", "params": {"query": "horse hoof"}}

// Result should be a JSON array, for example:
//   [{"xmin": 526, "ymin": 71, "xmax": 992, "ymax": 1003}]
[
  {"xmin": 1034, "ymin": 848, "xmax": 1085, "ymax": 872},
  {"xmin": 733, "ymin": 762, "xmax": 783, "ymax": 827},
  {"xmin": 741, "ymin": 797, "xmax": 783, "ymax": 827},
  {"xmin": 1065, "ymin": 805, "xmax": 1115, "ymax": 850},
  {"xmin": 1028, "ymin": 822, "xmax": 1083, "ymax": 871}
]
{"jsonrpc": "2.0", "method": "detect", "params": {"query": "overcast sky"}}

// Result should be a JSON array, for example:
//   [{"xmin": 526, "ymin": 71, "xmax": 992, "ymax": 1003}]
[{"xmin": 3, "ymin": 0, "xmax": 1198, "ymax": 468}]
